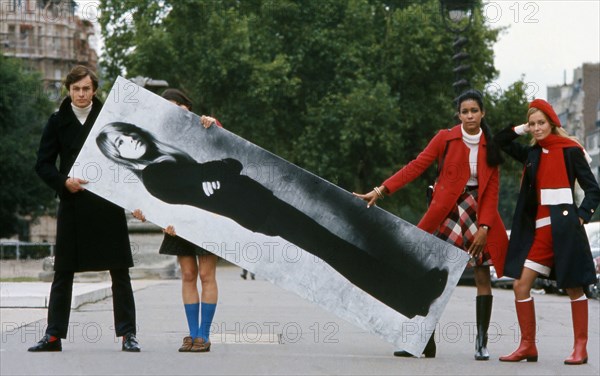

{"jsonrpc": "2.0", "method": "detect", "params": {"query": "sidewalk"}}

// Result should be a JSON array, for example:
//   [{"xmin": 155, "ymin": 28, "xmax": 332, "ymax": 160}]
[
  {"xmin": 0, "ymin": 282, "xmax": 113, "ymax": 309},
  {"xmin": 0, "ymin": 280, "xmax": 162, "ymax": 338},
  {"xmin": 1, "ymin": 265, "xmax": 599, "ymax": 376}
]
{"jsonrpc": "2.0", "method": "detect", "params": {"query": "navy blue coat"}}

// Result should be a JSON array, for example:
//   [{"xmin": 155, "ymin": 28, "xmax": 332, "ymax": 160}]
[
  {"xmin": 35, "ymin": 97, "xmax": 133, "ymax": 272},
  {"xmin": 495, "ymin": 126, "xmax": 599, "ymax": 288}
]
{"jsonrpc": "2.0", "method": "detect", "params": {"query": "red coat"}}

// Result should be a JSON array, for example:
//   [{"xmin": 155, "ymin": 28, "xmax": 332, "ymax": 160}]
[{"xmin": 382, "ymin": 125, "xmax": 508, "ymax": 276}]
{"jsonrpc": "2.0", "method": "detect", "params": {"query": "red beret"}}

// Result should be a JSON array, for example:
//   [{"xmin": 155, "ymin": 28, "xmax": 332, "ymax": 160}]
[{"xmin": 529, "ymin": 99, "xmax": 561, "ymax": 127}]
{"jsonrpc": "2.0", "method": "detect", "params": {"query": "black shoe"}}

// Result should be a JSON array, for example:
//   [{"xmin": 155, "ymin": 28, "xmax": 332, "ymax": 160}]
[
  {"xmin": 240, "ymin": 272, "xmax": 247, "ymax": 280},
  {"xmin": 393, "ymin": 350, "xmax": 414, "ymax": 357},
  {"xmin": 122, "ymin": 333, "xmax": 141, "ymax": 352},
  {"xmin": 393, "ymin": 332, "xmax": 436, "ymax": 358},
  {"xmin": 393, "ymin": 347, "xmax": 436, "ymax": 358},
  {"xmin": 28, "ymin": 334, "xmax": 62, "ymax": 352}
]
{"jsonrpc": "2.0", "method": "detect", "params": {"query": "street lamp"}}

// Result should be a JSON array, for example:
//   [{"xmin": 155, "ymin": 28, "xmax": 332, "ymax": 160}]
[
  {"xmin": 129, "ymin": 76, "xmax": 169, "ymax": 93},
  {"xmin": 440, "ymin": 0, "xmax": 476, "ymax": 97},
  {"xmin": 440, "ymin": 0, "xmax": 476, "ymax": 33}
]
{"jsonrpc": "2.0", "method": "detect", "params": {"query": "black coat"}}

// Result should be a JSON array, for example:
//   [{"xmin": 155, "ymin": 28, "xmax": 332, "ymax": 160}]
[
  {"xmin": 495, "ymin": 126, "xmax": 599, "ymax": 288},
  {"xmin": 35, "ymin": 97, "xmax": 133, "ymax": 272}
]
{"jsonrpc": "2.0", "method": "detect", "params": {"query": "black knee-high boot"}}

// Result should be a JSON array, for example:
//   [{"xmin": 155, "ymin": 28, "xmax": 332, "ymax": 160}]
[
  {"xmin": 474, "ymin": 295, "xmax": 493, "ymax": 360},
  {"xmin": 393, "ymin": 330, "xmax": 436, "ymax": 358}
]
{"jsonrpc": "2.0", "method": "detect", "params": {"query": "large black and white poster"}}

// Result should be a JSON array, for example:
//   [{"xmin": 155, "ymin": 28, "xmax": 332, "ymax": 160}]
[{"xmin": 73, "ymin": 77, "xmax": 469, "ymax": 355}]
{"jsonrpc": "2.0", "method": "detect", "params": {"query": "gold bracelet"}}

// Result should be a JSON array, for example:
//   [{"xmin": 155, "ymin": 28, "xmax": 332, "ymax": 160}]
[{"xmin": 373, "ymin": 186, "xmax": 384, "ymax": 200}]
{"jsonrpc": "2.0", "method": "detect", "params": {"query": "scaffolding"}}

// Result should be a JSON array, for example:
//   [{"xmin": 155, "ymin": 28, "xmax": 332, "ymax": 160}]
[{"xmin": 0, "ymin": 0, "xmax": 98, "ymax": 100}]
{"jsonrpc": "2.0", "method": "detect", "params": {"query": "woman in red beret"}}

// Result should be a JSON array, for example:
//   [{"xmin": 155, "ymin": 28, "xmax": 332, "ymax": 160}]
[{"xmin": 495, "ymin": 99, "xmax": 600, "ymax": 365}]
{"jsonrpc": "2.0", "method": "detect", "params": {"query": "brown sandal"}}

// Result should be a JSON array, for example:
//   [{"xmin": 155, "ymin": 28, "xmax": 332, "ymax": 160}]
[
  {"xmin": 178, "ymin": 336, "xmax": 193, "ymax": 352},
  {"xmin": 190, "ymin": 337, "xmax": 211, "ymax": 352}
]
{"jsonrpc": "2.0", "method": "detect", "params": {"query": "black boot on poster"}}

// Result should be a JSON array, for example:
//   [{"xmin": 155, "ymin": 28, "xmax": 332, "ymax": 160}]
[{"xmin": 393, "ymin": 331, "xmax": 436, "ymax": 358}]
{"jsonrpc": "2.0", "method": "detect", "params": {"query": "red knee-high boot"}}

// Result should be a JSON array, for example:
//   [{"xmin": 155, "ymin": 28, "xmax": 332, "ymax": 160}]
[
  {"xmin": 499, "ymin": 299, "xmax": 538, "ymax": 362},
  {"xmin": 564, "ymin": 299, "xmax": 588, "ymax": 365}
]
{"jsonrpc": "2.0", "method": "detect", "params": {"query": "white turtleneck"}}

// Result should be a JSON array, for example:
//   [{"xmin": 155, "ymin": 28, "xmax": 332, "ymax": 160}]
[
  {"xmin": 461, "ymin": 125, "xmax": 482, "ymax": 187},
  {"xmin": 71, "ymin": 102, "xmax": 93, "ymax": 125}
]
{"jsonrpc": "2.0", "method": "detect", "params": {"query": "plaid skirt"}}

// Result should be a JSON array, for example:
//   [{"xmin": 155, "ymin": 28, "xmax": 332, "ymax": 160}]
[{"xmin": 434, "ymin": 186, "xmax": 492, "ymax": 267}]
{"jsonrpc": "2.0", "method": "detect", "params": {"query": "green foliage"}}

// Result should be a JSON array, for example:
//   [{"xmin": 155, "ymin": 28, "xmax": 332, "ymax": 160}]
[
  {"xmin": 0, "ymin": 55, "xmax": 56, "ymax": 238},
  {"xmin": 485, "ymin": 80, "xmax": 530, "ymax": 227},
  {"xmin": 99, "ymin": 0, "xmax": 529, "ymax": 226}
]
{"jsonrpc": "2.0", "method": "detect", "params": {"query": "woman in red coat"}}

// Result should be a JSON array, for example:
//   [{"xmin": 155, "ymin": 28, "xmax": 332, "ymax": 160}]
[
  {"xmin": 355, "ymin": 89, "xmax": 508, "ymax": 360},
  {"xmin": 495, "ymin": 99, "xmax": 599, "ymax": 365}
]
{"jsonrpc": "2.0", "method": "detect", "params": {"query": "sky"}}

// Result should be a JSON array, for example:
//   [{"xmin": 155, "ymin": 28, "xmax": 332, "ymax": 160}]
[
  {"xmin": 76, "ymin": 0, "xmax": 599, "ymax": 101},
  {"xmin": 484, "ymin": 0, "xmax": 600, "ymax": 99}
]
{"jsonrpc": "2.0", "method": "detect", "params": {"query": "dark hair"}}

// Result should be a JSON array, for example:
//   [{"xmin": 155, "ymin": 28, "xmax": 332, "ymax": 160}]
[
  {"xmin": 65, "ymin": 65, "xmax": 98, "ymax": 91},
  {"xmin": 162, "ymin": 88, "xmax": 193, "ymax": 111},
  {"xmin": 456, "ymin": 89, "xmax": 504, "ymax": 167},
  {"xmin": 96, "ymin": 122, "xmax": 194, "ymax": 172}
]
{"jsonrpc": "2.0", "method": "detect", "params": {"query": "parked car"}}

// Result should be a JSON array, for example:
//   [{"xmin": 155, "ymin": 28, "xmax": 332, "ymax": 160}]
[
  {"xmin": 490, "ymin": 229, "xmax": 515, "ymax": 289},
  {"xmin": 459, "ymin": 265, "xmax": 475, "ymax": 285},
  {"xmin": 490, "ymin": 265, "xmax": 513, "ymax": 288},
  {"xmin": 589, "ymin": 250, "xmax": 600, "ymax": 299},
  {"xmin": 586, "ymin": 222, "xmax": 600, "ymax": 299},
  {"xmin": 534, "ymin": 222, "xmax": 600, "ymax": 297}
]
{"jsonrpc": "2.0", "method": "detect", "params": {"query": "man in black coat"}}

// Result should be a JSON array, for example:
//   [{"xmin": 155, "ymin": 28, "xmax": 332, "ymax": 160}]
[{"xmin": 28, "ymin": 66, "xmax": 140, "ymax": 352}]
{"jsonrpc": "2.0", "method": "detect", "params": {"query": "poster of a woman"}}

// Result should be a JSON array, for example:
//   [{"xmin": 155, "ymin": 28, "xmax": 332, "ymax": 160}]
[{"xmin": 73, "ymin": 77, "xmax": 469, "ymax": 355}]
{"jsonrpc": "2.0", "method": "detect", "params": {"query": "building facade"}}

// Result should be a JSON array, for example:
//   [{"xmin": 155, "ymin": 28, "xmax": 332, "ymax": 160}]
[
  {"xmin": 0, "ymin": 0, "xmax": 98, "ymax": 100},
  {"xmin": 548, "ymin": 63, "xmax": 600, "ymax": 182},
  {"xmin": 1, "ymin": 0, "xmax": 99, "ymax": 242}
]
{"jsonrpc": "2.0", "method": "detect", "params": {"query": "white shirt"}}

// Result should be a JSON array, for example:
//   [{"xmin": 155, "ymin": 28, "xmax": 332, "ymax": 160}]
[
  {"xmin": 461, "ymin": 125, "xmax": 481, "ymax": 186},
  {"xmin": 71, "ymin": 102, "xmax": 92, "ymax": 125}
]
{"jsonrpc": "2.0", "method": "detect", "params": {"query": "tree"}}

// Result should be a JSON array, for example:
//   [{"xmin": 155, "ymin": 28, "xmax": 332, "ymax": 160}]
[
  {"xmin": 0, "ymin": 55, "xmax": 56, "ymax": 239},
  {"xmin": 100, "ymin": 0, "xmax": 528, "ymax": 225},
  {"xmin": 484, "ymin": 80, "xmax": 530, "ymax": 227}
]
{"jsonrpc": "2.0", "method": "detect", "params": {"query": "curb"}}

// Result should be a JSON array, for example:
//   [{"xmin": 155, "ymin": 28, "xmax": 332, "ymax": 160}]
[{"xmin": 0, "ymin": 282, "xmax": 112, "ymax": 309}]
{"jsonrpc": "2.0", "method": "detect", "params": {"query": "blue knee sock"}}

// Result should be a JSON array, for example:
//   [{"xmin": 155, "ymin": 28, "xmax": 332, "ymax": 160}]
[
  {"xmin": 198, "ymin": 302, "xmax": 217, "ymax": 341},
  {"xmin": 184, "ymin": 303, "xmax": 200, "ymax": 338}
]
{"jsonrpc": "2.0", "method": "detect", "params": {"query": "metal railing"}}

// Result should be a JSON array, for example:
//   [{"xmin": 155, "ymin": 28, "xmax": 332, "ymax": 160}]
[{"xmin": 0, "ymin": 241, "xmax": 54, "ymax": 260}]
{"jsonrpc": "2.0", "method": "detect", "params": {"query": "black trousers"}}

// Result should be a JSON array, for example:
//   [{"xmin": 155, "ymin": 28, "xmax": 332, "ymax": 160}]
[{"xmin": 45, "ymin": 269, "xmax": 136, "ymax": 338}]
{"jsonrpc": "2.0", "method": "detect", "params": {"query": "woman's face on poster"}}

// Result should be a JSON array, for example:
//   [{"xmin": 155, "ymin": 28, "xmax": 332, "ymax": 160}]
[{"xmin": 112, "ymin": 133, "xmax": 147, "ymax": 159}]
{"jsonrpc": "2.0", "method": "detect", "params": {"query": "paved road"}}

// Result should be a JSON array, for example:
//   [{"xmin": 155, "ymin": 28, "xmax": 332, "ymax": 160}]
[{"xmin": 1, "ymin": 265, "xmax": 598, "ymax": 375}]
